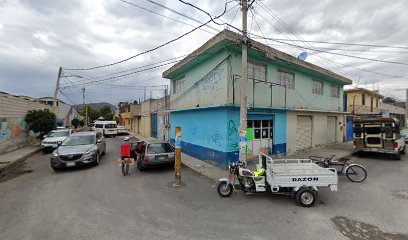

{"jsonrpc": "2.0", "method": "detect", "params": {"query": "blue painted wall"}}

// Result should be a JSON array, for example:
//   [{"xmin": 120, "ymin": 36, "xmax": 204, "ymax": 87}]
[{"xmin": 170, "ymin": 106, "xmax": 287, "ymax": 168}]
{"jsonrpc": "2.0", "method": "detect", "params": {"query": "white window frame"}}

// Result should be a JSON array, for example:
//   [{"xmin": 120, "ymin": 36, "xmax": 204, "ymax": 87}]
[
  {"xmin": 330, "ymin": 85, "xmax": 340, "ymax": 98},
  {"xmin": 312, "ymin": 80, "xmax": 323, "ymax": 95},
  {"xmin": 173, "ymin": 76, "xmax": 185, "ymax": 94},
  {"xmin": 248, "ymin": 62, "xmax": 266, "ymax": 82},
  {"xmin": 278, "ymin": 71, "xmax": 295, "ymax": 89}
]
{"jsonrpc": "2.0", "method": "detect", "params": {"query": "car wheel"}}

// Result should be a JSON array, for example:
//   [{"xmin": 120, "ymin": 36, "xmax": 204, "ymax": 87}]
[
  {"xmin": 394, "ymin": 153, "xmax": 401, "ymax": 160},
  {"xmin": 51, "ymin": 166, "xmax": 60, "ymax": 172}
]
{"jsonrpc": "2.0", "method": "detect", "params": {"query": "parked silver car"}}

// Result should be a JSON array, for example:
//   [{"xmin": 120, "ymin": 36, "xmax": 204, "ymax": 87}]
[
  {"xmin": 50, "ymin": 131, "xmax": 106, "ymax": 171},
  {"xmin": 137, "ymin": 140, "xmax": 175, "ymax": 171},
  {"xmin": 41, "ymin": 129, "xmax": 73, "ymax": 153}
]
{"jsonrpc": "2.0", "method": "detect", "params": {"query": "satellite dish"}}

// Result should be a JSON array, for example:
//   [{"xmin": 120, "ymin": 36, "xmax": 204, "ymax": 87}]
[{"xmin": 298, "ymin": 52, "xmax": 308, "ymax": 61}]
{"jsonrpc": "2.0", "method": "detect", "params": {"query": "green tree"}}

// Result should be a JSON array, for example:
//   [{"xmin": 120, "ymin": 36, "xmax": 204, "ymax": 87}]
[
  {"xmin": 382, "ymin": 96, "xmax": 397, "ymax": 104},
  {"xmin": 81, "ymin": 105, "xmax": 100, "ymax": 122},
  {"xmin": 99, "ymin": 106, "xmax": 114, "ymax": 120},
  {"xmin": 25, "ymin": 109, "xmax": 56, "ymax": 137},
  {"xmin": 71, "ymin": 118, "xmax": 80, "ymax": 128}
]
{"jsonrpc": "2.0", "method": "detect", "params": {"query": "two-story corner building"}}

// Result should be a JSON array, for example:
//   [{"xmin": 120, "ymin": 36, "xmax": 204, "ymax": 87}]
[
  {"xmin": 344, "ymin": 88, "xmax": 383, "ymax": 115},
  {"xmin": 343, "ymin": 88, "xmax": 383, "ymax": 141},
  {"xmin": 162, "ymin": 30, "xmax": 352, "ymax": 168}
]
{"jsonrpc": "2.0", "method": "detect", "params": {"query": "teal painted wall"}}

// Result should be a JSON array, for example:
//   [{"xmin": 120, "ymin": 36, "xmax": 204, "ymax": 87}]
[
  {"xmin": 170, "ymin": 49, "xmax": 230, "ymax": 110},
  {"xmin": 226, "ymin": 50, "xmax": 345, "ymax": 111}
]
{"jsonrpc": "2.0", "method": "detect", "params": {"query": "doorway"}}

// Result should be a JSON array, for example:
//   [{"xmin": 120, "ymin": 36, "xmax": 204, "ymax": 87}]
[{"xmin": 247, "ymin": 119, "xmax": 273, "ymax": 156}]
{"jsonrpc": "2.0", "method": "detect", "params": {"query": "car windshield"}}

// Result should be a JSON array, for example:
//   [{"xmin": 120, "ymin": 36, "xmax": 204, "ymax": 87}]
[
  {"xmin": 105, "ymin": 124, "xmax": 117, "ymax": 128},
  {"xmin": 62, "ymin": 135, "xmax": 95, "ymax": 146},
  {"xmin": 147, "ymin": 143, "xmax": 173, "ymax": 154},
  {"xmin": 48, "ymin": 131, "xmax": 69, "ymax": 137},
  {"xmin": 95, "ymin": 124, "xmax": 103, "ymax": 128}
]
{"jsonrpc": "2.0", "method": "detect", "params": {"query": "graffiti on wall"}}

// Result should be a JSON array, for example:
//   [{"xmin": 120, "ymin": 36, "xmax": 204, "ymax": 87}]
[
  {"xmin": 0, "ymin": 118, "xmax": 26, "ymax": 144},
  {"xmin": 227, "ymin": 120, "xmax": 239, "ymax": 151},
  {"xmin": 209, "ymin": 130, "xmax": 222, "ymax": 147},
  {"xmin": 201, "ymin": 63, "xmax": 224, "ymax": 98}
]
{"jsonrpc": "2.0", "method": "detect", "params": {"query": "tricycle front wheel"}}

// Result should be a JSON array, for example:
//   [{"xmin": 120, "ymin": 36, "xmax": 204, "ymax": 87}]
[{"xmin": 217, "ymin": 182, "xmax": 233, "ymax": 197}]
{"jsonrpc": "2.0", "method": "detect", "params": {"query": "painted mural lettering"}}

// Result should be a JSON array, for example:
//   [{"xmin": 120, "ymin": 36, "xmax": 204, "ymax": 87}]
[
  {"xmin": 201, "ymin": 64, "xmax": 224, "ymax": 97},
  {"xmin": 227, "ymin": 120, "xmax": 239, "ymax": 151}
]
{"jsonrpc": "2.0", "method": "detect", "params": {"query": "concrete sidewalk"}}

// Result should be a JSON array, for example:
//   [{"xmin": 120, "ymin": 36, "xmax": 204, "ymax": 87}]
[
  {"xmin": 129, "ymin": 131, "xmax": 228, "ymax": 180},
  {"xmin": 287, "ymin": 142, "xmax": 354, "ymax": 160},
  {"xmin": 0, "ymin": 146, "xmax": 41, "ymax": 177},
  {"xmin": 129, "ymin": 131, "xmax": 354, "ymax": 181}
]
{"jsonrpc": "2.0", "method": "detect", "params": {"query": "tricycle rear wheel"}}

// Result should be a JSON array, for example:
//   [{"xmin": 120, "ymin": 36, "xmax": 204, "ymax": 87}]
[{"xmin": 296, "ymin": 188, "xmax": 316, "ymax": 207}]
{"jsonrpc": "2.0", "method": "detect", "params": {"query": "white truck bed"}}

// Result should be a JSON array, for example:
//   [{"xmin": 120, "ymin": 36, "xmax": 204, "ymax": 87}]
[{"xmin": 257, "ymin": 153, "xmax": 338, "ymax": 192}]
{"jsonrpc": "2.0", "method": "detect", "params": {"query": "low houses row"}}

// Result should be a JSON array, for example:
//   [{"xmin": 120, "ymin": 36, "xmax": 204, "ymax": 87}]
[{"xmin": 120, "ymin": 96, "xmax": 170, "ymax": 141}]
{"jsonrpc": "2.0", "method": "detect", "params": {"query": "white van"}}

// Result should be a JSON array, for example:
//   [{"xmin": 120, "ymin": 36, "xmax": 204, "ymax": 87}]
[{"xmin": 93, "ymin": 121, "xmax": 118, "ymax": 137}]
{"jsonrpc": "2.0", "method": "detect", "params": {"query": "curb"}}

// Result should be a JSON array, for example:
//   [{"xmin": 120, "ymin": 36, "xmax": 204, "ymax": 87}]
[{"xmin": 0, "ymin": 148, "xmax": 41, "ymax": 178}]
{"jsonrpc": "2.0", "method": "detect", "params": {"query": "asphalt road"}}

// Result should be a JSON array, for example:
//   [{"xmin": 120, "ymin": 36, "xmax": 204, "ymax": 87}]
[{"xmin": 0, "ymin": 136, "xmax": 407, "ymax": 240}]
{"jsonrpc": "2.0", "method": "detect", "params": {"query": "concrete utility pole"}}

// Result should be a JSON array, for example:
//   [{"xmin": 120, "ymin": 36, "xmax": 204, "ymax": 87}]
[
  {"xmin": 82, "ymin": 87, "xmax": 88, "ymax": 126},
  {"xmin": 170, "ymin": 126, "xmax": 184, "ymax": 188},
  {"xmin": 238, "ymin": 0, "xmax": 248, "ymax": 166},
  {"xmin": 53, "ymin": 67, "xmax": 62, "ymax": 113}
]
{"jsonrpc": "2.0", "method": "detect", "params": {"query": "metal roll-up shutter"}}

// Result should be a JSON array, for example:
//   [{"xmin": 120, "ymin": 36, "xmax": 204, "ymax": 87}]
[
  {"xmin": 296, "ymin": 116, "xmax": 312, "ymax": 150},
  {"xmin": 327, "ymin": 116, "xmax": 337, "ymax": 144}
]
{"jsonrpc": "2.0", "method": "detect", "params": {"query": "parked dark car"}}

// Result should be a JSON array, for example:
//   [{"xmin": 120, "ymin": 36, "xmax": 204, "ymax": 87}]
[
  {"xmin": 50, "ymin": 131, "xmax": 106, "ymax": 171},
  {"xmin": 137, "ymin": 140, "xmax": 175, "ymax": 171}
]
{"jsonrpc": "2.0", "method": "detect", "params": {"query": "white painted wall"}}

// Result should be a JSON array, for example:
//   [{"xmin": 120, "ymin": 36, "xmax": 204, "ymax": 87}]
[{"xmin": 286, "ymin": 111, "xmax": 344, "ymax": 155}]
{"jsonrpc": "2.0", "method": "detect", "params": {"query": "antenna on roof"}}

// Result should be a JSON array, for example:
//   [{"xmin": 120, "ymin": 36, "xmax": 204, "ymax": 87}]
[{"xmin": 297, "ymin": 52, "xmax": 308, "ymax": 61}]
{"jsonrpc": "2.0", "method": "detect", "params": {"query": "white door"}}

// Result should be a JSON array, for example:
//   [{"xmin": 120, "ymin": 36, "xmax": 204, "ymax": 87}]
[
  {"xmin": 247, "ymin": 119, "xmax": 273, "ymax": 156},
  {"xmin": 296, "ymin": 116, "xmax": 312, "ymax": 150},
  {"xmin": 327, "ymin": 116, "xmax": 337, "ymax": 144}
]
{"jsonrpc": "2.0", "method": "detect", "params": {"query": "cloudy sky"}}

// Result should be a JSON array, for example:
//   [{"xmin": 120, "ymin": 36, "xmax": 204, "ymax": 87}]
[{"xmin": 0, "ymin": 0, "xmax": 407, "ymax": 106}]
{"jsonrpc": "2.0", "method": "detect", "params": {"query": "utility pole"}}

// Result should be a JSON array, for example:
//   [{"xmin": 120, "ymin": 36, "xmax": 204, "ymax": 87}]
[
  {"xmin": 238, "ymin": 0, "xmax": 248, "ymax": 166},
  {"xmin": 144, "ymin": 87, "xmax": 146, "ymax": 101},
  {"xmin": 169, "ymin": 126, "xmax": 184, "ymax": 187},
  {"xmin": 82, "ymin": 87, "xmax": 88, "ymax": 126},
  {"xmin": 53, "ymin": 67, "xmax": 62, "ymax": 113}
]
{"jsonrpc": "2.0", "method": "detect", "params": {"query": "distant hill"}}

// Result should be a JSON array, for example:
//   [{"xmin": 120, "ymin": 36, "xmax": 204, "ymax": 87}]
[{"xmin": 74, "ymin": 102, "xmax": 118, "ymax": 111}]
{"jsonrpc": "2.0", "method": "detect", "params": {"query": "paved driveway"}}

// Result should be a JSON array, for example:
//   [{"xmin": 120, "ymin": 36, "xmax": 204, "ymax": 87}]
[{"xmin": 0, "ymin": 136, "xmax": 407, "ymax": 240}]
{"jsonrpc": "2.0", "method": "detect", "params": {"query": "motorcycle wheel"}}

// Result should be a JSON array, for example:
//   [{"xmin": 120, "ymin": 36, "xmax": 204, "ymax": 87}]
[{"xmin": 217, "ymin": 182, "xmax": 233, "ymax": 197}]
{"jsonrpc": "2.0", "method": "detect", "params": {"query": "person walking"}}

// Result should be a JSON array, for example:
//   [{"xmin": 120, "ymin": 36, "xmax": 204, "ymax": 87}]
[{"xmin": 120, "ymin": 137, "xmax": 132, "ymax": 176}]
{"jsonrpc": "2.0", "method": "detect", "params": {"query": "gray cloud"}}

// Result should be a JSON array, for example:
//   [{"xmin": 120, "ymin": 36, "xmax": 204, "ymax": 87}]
[{"xmin": 0, "ymin": 0, "xmax": 407, "ymax": 104}]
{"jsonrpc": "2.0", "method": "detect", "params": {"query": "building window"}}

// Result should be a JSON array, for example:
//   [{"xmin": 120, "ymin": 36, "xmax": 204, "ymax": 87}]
[
  {"xmin": 173, "ymin": 77, "xmax": 185, "ymax": 94},
  {"xmin": 362, "ymin": 94, "xmax": 366, "ymax": 105},
  {"xmin": 312, "ymin": 80, "xmax": 323, "ymax": 95},
  {"xmin": 247, "ymin": 120, "xmax": 273, "ymax": 140},
  {"xmin": 330, "ymin": 85, "xmax": 340, "ymax": 98},
  {"xmin": 370, "ymin": 97, "xmax": 373, "ymax": 112},
  {"xmin": 248, "ymin": 62, "xmax": 266, "ymax": 82},
  {"xmin": 278, "ymin": 71, "xmax": 295, "ymax": 89}
]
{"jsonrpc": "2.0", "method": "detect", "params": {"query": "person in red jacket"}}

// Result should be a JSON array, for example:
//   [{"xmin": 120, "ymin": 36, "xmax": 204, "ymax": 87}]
[{"xmin": 120, "ymin": 137, "xmax": 131, "ymax": 176}]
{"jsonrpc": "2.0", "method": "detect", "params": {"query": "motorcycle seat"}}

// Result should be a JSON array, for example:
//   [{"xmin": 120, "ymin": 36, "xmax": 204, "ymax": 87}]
[{"xmin": 253, "ymin": 168, "xmax": 265, "ymax": 177}]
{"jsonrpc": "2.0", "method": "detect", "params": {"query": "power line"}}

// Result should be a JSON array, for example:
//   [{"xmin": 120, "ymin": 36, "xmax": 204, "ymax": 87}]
[
  {"xmin": 61, "ymin": 56, "xmax": 186, "ymax": 86},
  {"xmin": 268, "ymin": 38, "xmax": 408, "ymax": 66},
  {"xmin": 144, "ymin": 0, "xmax": 219, "ymax": 32},
  {"xmin": 64, "ymin": 60, "xmax": 179, "ymax": 87},
  {"xmin": 117, "ymin": 0, "xmax": 217, "ymax": 35},
  {"xmin": 64, "ymin": 1, "xmax": 230, "ymax": 71},
  {"xmin": 255, "ymin": 2, "xmax": 349, "ymax": 78}
]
